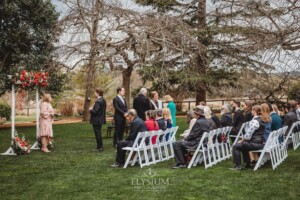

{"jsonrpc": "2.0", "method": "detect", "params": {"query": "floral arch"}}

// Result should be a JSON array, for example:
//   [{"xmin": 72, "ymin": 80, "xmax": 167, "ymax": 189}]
[{"xmin": 1, "ymin": 69, "xmax": 49, "ymax": 155}]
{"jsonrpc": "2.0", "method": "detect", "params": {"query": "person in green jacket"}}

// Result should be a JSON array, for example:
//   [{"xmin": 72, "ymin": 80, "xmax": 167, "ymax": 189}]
[{"xmin": 164, "ymin": 95, "xmax": 176, "ymax": 127}]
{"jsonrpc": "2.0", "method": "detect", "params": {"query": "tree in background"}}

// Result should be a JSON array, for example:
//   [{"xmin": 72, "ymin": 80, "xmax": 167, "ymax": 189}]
[
  {"xmin": 57, "ymin": 0, "xmax": 154, "ymax": 117},
  {"xmin": 135, "ymin": 0, "xmax": 300, "ymax": 103},
  {"xmin": 0, "ymin": 0, "xmax": 60, "ymax": 95},
  {"xmin": 288, "ymin": 82, "xmax": 300, "ymax": 101}
]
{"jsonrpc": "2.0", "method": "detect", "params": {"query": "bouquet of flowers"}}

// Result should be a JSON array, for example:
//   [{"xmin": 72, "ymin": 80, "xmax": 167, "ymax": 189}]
[
  {"xmin": 12, "ymin": 131, "xmax": 31, "ymax": 155},
  {"xmin": 19, "ymin": 69, "xmax": 49, "ymax": 89}
]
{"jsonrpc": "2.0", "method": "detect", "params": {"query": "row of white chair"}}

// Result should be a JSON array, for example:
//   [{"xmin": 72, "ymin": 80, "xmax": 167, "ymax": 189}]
[
  {"xmin": 283, "ymin": 121, "xmax": 300, "ymax": 150},
  {"xmin": 232, "ymin": 121, "xmax": 300, "ymax": 170},
  {"xmin": 252, "ymin": 126, "xmax": 288, "ymax": 170},
  {"xmin": 122, "ymin": 126, "xmax": 179, "ymax": 168},
  {"xmin": 233, "ymin": 121, "xmax": 300, "ymax": 150},
  {"xmin": 121, "ymin": 120, "xmax": 300, "ymax": 170},
  {"xmin": 187, "ymin": 126, "xmax": 233, "ymax": 169}
]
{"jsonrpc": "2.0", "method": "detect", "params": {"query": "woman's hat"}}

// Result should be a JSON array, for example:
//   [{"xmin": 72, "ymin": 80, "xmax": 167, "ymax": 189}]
[{"xmin": 193, "ymin": 106, "xmax": 205, "ymax": 116}]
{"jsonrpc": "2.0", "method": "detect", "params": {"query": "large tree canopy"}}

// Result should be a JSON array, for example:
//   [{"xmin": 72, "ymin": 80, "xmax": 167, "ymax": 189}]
[
  {"xmin": 0, "ymin": 0, "xmax": 59, "ymax": 94},
  {"xmin": 134, "ymin": 0, "xmax": 300, "ymax": 102}
]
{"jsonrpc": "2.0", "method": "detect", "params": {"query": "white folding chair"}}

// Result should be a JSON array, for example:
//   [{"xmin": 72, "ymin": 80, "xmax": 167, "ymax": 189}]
[
  {"xmin": 203, "ymin": 127, "xmax": 233, "ymax": 168},
  {"xmin": 253, "ymin": 126, "xmax": 288, "ymax": 171},
  {"xmin": 162, "ymin": 126, "xmax": 179, "ymax": 160},
  {"xmin": 123, "ymin": 131, "xmax": 147, "ymax": 168},
  {"xmin": 284, "ymin": 121, "xmax": 300, "ymax": 150},
  {"xmin": 187, "ymin": 126, "xmax": 237, "ymax": 169},
  {"xmin": 158, "ymin": 129, "xmax": 170, "ymax": 161},
  {"xmin": 187, "ymin": 131, "xmax": 209, "ymax": 169},
  {"xmin": 205, "ymin": 128, "xmax": 223, "ymax": 168},
  {"xmin": 232, "ymin": 122, "xmax": 250, "ymax": 146},
  {"xmin": 145, "ymin": 130, "xmax": 162, "ymax": 165},
  {"xmin": 217, "ymin": 126, "xmax": 233, "ymax": 161}
]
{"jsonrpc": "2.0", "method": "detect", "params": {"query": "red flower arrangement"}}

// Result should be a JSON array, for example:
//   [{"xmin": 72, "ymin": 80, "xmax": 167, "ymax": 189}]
[
  {"xmin": 12, "ymin": 131, "xmax": 31, "ymax": 155},
  {"xmin": 19, "ymin": 69, "xmax": 49, "ymax": 89}
]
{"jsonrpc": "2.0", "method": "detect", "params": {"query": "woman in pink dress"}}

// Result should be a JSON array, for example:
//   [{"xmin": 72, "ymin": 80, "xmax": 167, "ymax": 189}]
[{"xmin": 39, "ymin": 93, "xmax": 54, "ymax": 153}]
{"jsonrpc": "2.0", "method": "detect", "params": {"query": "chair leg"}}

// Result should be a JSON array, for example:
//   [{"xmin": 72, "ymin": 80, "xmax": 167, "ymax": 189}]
[{"xmin": 124, "ymin": 150, "xmax": 134, "ymax": 168}]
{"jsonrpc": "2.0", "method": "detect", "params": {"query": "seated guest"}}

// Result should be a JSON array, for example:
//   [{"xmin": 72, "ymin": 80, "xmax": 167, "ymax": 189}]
[
  {"xmin": 172, "ymin": 106, "xmax": 210, "ymax": 169},
  {"xmin": 145, "ymin": 110, "xmax": 159, "ymax": 144},
  {"xmin": 272, "ymin": 104, "xmax": 281, "ymax": 116},
  {"xmin": 155, "ymin": 109, "xmax": 167, "ymax": 131},
  {"xmin": 249, "ymin": 103, "xmax": 272, "ymax": 165},
  {"xmin": 111, "ymin": 109, "xmax": 147, "ymax": 167},
  {"xmin": 211, "ymin": 109, "xmax": 221, "ymax": 128},
  {"xmin": 230, "ymin": 100, "xmax": 245, "ymax": 141},
  {"xmin": 203, "ymin": 105, "xmax": 217, "ymax": 130},
  {"xmin": 283, "ymin": 101, "xmax": 298, "ymax": 134},
  {"xmin": 220, "ymin": 104, "xmax": 233, "ymax": 127},
  {"xmin": 230, "ymin": 105, "xmax": 265, "ymax": 170},
  {"xmin": 180, "ymin": 110, "xmax": 197, "ymax": 139},
  {"xmin": 145, "ymin": 110, "xmax": 159, "ymax": 131},
  {"xmin": 261, "ymin": 103, "xmax": 272, "ymax": 143},
  {"xmin": 269, "ymin": 103, "xmax": 283, "ymax": 143},
  {"xmin": 243, "ymin": 101, "xmax": 253, "ymax": 122},
  {"xmin": 156, "ymin": 109, "xmax": 167, "ymax": 142},
  {"xmin": 163, "ymin": 108, "xmax": 173, "ymax": 128},
  {"xmin": 269, "ymin": 104, "xmax": 282, "ymax": 131}
]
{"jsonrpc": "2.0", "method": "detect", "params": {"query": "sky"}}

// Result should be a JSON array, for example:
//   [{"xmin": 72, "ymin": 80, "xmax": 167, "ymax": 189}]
[{"xmin": 51, "ymin": 0, "xmax": 152, "ymax": 15}]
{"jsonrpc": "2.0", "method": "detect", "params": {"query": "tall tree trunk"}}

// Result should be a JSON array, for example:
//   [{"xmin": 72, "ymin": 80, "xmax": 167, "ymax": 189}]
[
  {"xmin": 122, "ymin": 67, "xmax": 133, "ymax": 107},
  {"xmin": 195, "ymin": 0, "xmax": 207, "ymax": 105},
  {"xmin": 82, "ymin": 0, "xmax": 102, "ymax": 121}
]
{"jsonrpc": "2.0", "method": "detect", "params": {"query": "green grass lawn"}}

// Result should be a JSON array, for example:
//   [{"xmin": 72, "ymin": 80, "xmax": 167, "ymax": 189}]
[
  {"xmin": 6, "ymin": 115, "xmax": 37, "ymax": 123},
  {"xmin": 0, "ymin": 118, "xmax": 300, "ymax": 200}
]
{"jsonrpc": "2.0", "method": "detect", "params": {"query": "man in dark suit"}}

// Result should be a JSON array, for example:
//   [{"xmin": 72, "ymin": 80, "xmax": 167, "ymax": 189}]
[
  {"xmin": 113, "ymin": 87, "xmax": 128, "ymax": 147},
  {"xmin": 230, "ymin": 100, "xmax": 245, "ymax": 141},
  {"xmin": 111, "ymin": 109, "xmax": 148, "ymax": 167},
  {"xmin": 172, "ymin": 106, "xmax": 210, "ymax": 169},
  {"xmin": 283, "ymin": 101, "xmax": 298, "ymax": 134},
  {"xmin": 89, "ymin": 88, "xmax": 106, "ymax": 151},
  {"xmin": 133, "ymin": 88, "xmax": 151, "ymax": 121}
]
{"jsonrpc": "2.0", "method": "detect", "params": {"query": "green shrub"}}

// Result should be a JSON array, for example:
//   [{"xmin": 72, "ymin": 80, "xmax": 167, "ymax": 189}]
[
  {"xmin": 59, "ymin": 101, "xmax": 74, "ymax": 117},
  {"xmin": 0, "ymin": 102, "xmax": 11, "ymax": 120}
]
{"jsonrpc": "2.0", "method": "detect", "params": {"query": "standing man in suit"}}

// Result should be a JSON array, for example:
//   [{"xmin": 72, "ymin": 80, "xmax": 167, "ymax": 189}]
[
  {"xmin": 230, "ymin": 100, "xmax": 245, "ymax": 142},
  {"xmin": 89, "ymin": 88, "xmax": 106, "ymax": 151},
  {"xmin": 133, "ymin": 88, "xmax": 151, "ymax": 121},
  {"xmin": 111, "ymin": 109, "xmax": 148, "ymax": 167},
  {"xmin": 113, "ymin": 87, "xmax": 128, "ymax": 147}
]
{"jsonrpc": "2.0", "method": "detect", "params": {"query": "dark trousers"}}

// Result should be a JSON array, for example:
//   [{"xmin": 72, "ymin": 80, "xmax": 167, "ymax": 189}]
[
  {"xmin": 173, "ymin": 141, "xmax": 188, "ymax": 165},
  {"xmin": 116, "ymin": 140, "xmax": 133, "ymax": 164},
  {"xmin": 93, "ymin": 125, "xmax": 103, "ymax": 149},
  {"xmin": 232, "ymin": 141, "xmax": 263, "ymax": 166},
  {"xmin": 113, "ymin": 117, "xmax": 126, "ymax": 146}
]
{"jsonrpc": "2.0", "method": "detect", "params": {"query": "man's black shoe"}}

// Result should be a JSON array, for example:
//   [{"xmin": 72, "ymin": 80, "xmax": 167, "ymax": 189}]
[{"xmin": 172, "ymin": 163, "xmax": 187, "ymax": 169}]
